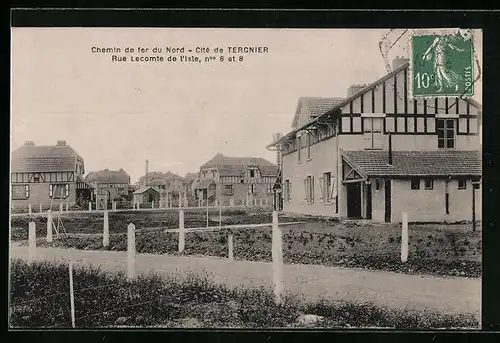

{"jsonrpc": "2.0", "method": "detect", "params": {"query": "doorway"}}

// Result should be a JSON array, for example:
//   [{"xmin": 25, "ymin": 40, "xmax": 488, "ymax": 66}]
[
  {"xmin": 346, "ymin": 182, "xmax": 362, "ymax": 218},
  {"xmin": 384, "ymin": 179, "xmax": 392, "ymax": 222}
]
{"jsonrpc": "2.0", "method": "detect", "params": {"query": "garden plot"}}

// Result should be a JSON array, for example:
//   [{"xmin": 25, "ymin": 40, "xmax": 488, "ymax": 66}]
[{"xmin": 10, "ymin": 209, "xmax": 482, "ymax": 278}]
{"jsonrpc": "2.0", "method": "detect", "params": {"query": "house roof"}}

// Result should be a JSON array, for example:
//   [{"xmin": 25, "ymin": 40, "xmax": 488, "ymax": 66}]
[
  {"xmin": 11, "ymin": 143, "xmax": 82, "ymax": 173},
  {"xmin": 267, "ymin": 61, "xmax": 483, "ymax": 149},
  {"xmin": 132, "ymin": 186, "xmax": 160, "ymax": 194},
  {"xmin": 85, "ymin": 169, "xmax": 130, "ymax": 184},
  {"xmin": 292, "ymin": 97, "xmax": 345, "ymax": 127},
  {"xmin": 194, "ymin": 178, "xmax": 215, "ymax": 189},
  {"xmin": 201, "ymin": 153, "xmax": 278, "ymax": 176},
  {"xmin": 341, "ymin": 150, "xmax": 482, "ymax": 177}
]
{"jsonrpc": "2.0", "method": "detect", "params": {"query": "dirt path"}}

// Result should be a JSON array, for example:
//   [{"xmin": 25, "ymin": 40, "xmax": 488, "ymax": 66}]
[{"xmin": 10, "ymin": 246, "xmax": 481, "ymax": 319}]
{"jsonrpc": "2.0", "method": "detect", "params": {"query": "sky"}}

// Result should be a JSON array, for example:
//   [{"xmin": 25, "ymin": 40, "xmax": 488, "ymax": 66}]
[{"xmin": 11, "ymin": 28, "xmax": 482, "ymax": 183}]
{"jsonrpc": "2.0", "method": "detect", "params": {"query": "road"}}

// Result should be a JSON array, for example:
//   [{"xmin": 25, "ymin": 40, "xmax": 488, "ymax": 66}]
[{"xmin": 10, "ymin": 246, "xmax": 481, "ymax": 319}]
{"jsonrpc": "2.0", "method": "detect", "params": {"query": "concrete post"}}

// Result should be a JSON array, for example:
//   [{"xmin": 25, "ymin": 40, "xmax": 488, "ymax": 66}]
[
  {"xmin": 401, "ymin": 212, "xmax": 409, "ymax": 263},
  {"xmin": 39, "ymin": 204, "xmax": 43, "ymax": 213},
  {"xmin": 46, "ymin": 210, "xmax": 53, "ymax": 243},
  {"xmin": 272, "ymin": 210, "xmax": 283, "ymax": 305},
  {"xmin": 178, "ymin": 210, "xmax": 185, "ymax": 252},
  {"xmin": 112, "ymin": 201, "xmax": 117, "ymax": 211},
  {"xmin": 28, "ymin": 204, "xmax": 32, "ymax": 215},
  {"xmin": 88, "ymin": 202, "xmax": 92, "ymax": 212},
  {"xmin": 103, "ymin": 210, "xmax": 109, "ymax": 248},
  {"xmin": 127, "ymin": 223, "xmax": 136, "ymax": 280},
  {"xmin": 230, "ymin": 198, "xmax": 234, "ymax": 207},
  {"xmin": 228, "ymin": 234, "xmax": 234, "ymax": 260},
  {"xmin": 59, "ymin": 203, "xmax": 63, "ymax": 214},
  {"xmin": 65, "ymin": 202, "xmax": 69, "ymax": 212},
  {"xmin": 260, "ymin": 198, "xmax": 263, "ymax": 207},
  {"xmin": 28, "ymin": 221, "xmax": 36, "ymax": 262},
  {"xmin": 152, "ymin": 201, "xmax": 155, "ymax": 209}
]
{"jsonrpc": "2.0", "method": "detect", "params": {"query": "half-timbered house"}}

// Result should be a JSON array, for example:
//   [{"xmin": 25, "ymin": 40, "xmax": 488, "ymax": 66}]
[
  {"xmin": 194, "ymin": 153, "xmax": 278, "ymax": 206},
  {"xmin": 10, "ymin": 140, "xmax": 91, "ymax": 208},
  {"xmin": 268, "ymin": 57, "xmax": 482, "ymax": 223}
]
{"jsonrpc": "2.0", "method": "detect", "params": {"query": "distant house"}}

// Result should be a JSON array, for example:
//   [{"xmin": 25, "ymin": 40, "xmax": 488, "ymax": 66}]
[
  {"xmin": 139, "ymin": 171, "xmax": 189, "ymax": 206},
  {"xmin": 132, "ymin": 186, "xmax": 160, "ymax": 205},
  {"xmin": 195, "ymin": 153, "xmax": 278, "ymax": 206},
  {"xmin": 10, "ymin": 140, "xmax": 91, "ymax": 208},
  {"xmin": 85, "ymin": 169, "xmax": 131, "ymax": 202}
]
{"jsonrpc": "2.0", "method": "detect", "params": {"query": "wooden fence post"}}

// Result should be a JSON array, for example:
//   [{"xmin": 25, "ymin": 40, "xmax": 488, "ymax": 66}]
[
  {"xmin": 228, "ymin": 234, "xmax": 234, "ymax": 260},
  {"xmin": 39, "ymin": 204, "xmax": 43, "ymax": 213},
  {"xmin": 28, "ymin": 221, "xmax": 36, "ymax": 262},
  {"xmin": 69, "ymin": 261, "xmax": 76, "ymax": 328},
  {"xmin": 46, "ymin": 210, "xmax": 53, "ymax": 243},
  {"xmin": 65, "ymin": 202, "xmax": 69, "ymax": 212},
  {"xmin": 103, "ymin": 210, "xmax": 109, "ymax": 248},
  {"xmin": 401, "ymin": 212, "xmax": 409, "ymax": 263},
  {"xmin": 272, "ymin": 210, "xmax": 283, "ymax": 305},
  {"xmin": 178, "ymin": 210, "xmax": 185, "ymax": 252},
  {"xmin": 112, "ymin": 201, "xmax": 117, "ymax": 211},
  {"xmin": 127, "ymin": 223, "xmax": 136, "ymax": 280},
  {"xmin": 28, "ymin": 204, "xmax": 32, "ymax": 215},
  {"xmin": 59, "ymin": 203, "xmax": 63, "ymax": 214},
  {"xmin": 88, "ymin": 202, "xmax": 92, "ymax": 212}
]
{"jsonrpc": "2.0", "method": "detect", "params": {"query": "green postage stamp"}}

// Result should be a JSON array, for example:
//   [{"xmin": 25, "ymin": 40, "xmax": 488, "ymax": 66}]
[{"xmin": 411, "ymin": 29, "xmax": 474, "ymax": 98}]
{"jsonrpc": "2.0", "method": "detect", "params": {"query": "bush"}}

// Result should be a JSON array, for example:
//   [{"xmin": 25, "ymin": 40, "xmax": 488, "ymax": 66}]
[{"xmin": 9, "ymin": 259, "xmax": 478, "ymax": 329}]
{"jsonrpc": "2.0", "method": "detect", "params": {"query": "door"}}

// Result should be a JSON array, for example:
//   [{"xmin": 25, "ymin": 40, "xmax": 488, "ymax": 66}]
[
  {"xmin": 384, "ymin": 179, "xmax": 391, "ymax": 222},
  {"xmin": 346, "ymin": 183, "xmax": 362, "ymax": 218},
  {"xmin": 148, "ymin": 192, "xmax": 154, "ymax": 203},
  {"xmin": 366, "ymin": 182, "xmax": 372, "ymax": 220}
]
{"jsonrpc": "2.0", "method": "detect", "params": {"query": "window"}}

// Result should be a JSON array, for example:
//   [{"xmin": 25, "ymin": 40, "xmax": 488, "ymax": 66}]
[
  {"xmin": 410, "ymin": 178, "xmax": 420, "ymax": 190},
  {"xmin": 437, "ymin": 119, "xmax": 455, "ymax": 149},
  {"xmin": 12, "ymin": 185, "xmax": 29, "ymax": 199},
  {"xmin": 50, "ymin": 184, "xmax": 69, "ymax": 198},
  {"xmin": 424, "ymin": 179, "xmax": 434, "ymax": 190},
  {"xmin": 267, "ymin": 184, "xmax": 273, "ymax": 194},
  {"xmin": 363, "ymin": 117, "xmax": 383, "ymax": 150},
  {"xmin": 297, "ymin": 135, "xmax": 302, "ymax": 161},
  {"xmin": 304, "ymin": 176, "xmax": 315, "ymax": 203},
  {"xmin": 224, "ymin": 184, "xmax": 234, "ymax": 195},
  {"xmin": 306, "ymin": 132, "xmax": 311, "ymax": 159},
  {"xmin": 284, "ymin": 180, "xmax": 291, "ymax": 202},
  {"xmin": 248, "ymin": 184, "xmax": 256, "ymax": 194},
  {"xmin": 458, "ymin": 178, "xmax": 467, "ymax": 190},
  {"xmin": 319, "ymin": 172, "xmax": 336, "ymax": 203},
  {"xmin": 375, "ymin": 179, "xmax": 381, "ymax": 190}
]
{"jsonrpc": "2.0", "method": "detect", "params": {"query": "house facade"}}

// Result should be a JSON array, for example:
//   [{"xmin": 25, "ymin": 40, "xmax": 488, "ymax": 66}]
[
  {"xmin": 268, "ymin": 58, "xmax": 482, "ymax": 223},
  {"xmin": 10, "ymin": 140, "xmax": 91, "ymax": 208},
  {"xmin": 85, "ymin": 169, "xmax": 131, "ymax": 203},
  {"xmin": 195, "ymin": 153, "xmax": 278, "ymax": 206}
]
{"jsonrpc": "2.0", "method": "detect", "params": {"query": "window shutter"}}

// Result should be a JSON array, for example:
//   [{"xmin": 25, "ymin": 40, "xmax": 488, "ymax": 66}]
[
  {"xmin": 330, "ymin": 177, "xmax": 337, "ymax": 198},
  {"xmin": 319, "ymin": 176, "xmax": 324, "ymax": 202},
  {"xmin": 311, "ymin": 176, "xmax": 315, "ymax": 203}
]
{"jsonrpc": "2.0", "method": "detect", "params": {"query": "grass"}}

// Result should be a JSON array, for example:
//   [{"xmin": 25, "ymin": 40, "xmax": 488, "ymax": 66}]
[
  {"xmin": 9, "ymin": 259, "xmax": 479, "ymax": 329},
  {"xmin": 10, "ymin": 210, "xmax": 482, "ymax": 278}
]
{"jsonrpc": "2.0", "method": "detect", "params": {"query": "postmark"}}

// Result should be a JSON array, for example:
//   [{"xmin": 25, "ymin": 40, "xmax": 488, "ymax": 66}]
[{"xmin": 410, "ymin": 29, "xmax": 474, "ymax": 98}]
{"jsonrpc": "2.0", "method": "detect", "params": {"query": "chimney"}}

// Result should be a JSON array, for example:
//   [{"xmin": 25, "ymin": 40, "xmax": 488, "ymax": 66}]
[
  {"xmin": 273, "ymin": 132, "xmax": 283, "ymax": 171},
  {"xmin": 392, "ymin": 56, "xmax": 409, "ymax": 71},
  {"xmin": 24, "ymin": 141, "xmax": 35, "ymax": 146},
  {"xmin": 388, "ymin": 133, "xmax": 393, "ymax": 165},
  {"xmin": 347, "ymin": 84, "xmax": 369, "ymax": 97},
  {"xmin": 56, "ymin": 140, "xmax": 67, "ymax": 146}
]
